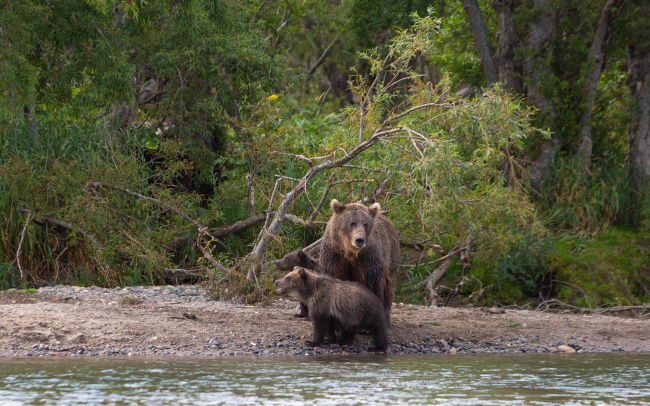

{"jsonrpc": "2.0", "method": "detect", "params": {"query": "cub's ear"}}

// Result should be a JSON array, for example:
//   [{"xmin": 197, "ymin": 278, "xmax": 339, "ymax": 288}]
[
  {"xmin": 297, "ymin": 249, "xmax": 306, "ymax": 259},
  {"xmin": 368, "ymin": 203, "xmax": 381, "ymax": 217},
  {"xmin": 330, "ymin": 199, "xmax": 345, "ymax": 214},
  {"xmin": 298, "ymin": 267, "xmax": 307, "ymax": 279}
]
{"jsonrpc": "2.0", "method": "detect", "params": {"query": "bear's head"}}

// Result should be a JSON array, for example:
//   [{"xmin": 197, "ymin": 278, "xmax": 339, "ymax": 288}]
[
  {"xmin": 273, "ymin": 249, "xmax": 316, "ymax": 271},
  {"xmin": 274, "ymin": 266, "xmax": 312, "ymax": 300},
  {"xmin": 330, "ymin": 199, "xmax": 380, "ymax": 252}
]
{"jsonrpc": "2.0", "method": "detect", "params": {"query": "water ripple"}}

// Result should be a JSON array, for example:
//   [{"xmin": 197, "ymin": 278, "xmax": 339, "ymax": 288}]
[{"xmin": 0, "ymin": 353, "xmax": 648, "ymax": 405}]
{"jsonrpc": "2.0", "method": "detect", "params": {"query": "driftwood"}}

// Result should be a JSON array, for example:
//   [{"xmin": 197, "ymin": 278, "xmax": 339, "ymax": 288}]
[
  {"xmin": 536, "ymin": 298, "xmax": 650, "ymax": 318},
  {"xmin": 164, "ymin": 268, "xmax": 205, "ymax": 280},
  {"xmin": 411, "ymin": 246, "xmax": 465, "ymax": 292}
]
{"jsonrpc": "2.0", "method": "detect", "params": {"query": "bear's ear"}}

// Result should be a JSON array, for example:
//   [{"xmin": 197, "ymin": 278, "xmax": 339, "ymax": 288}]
[
  {"xmin": 368, "ymin": 202, "xmax": 381, "ymax": 217},
  {"xmin": 330, "ymin": 199, "xmax": 345, "ymax": 214},
  {"xmin": 298, "ymin": 267, "xmax": 307, "ymax": 279},
  {"xmin": 297, "ymin": 249, "xmax": 306, "ymax": 259}
]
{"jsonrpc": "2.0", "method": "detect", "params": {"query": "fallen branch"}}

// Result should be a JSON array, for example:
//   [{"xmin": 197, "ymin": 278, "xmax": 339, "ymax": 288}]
[
  {"xmin": 536, "ymin": 298, "xmax": 650, "ymax": 317},
  {"xmin": 247, "ymin": 126, "xmax": 409, "ymax": 280},
  {"xmin": 410, "ymin": 246, "xmax": 465, "ymax": 292},
  {"xmin": 18, "ymin": 208, "xmax": 103, "ymax": 249},
  {"xmin": 303, "ymin": 238, "xmax": 322, "ymax": 255},
  {"xmin": 16, "ymin": 210, "xmax": 32, "ymax": 281},
  {"xmin": 196, "ymin": 227, "xmax": 229, "ymax": 274},
  {"xmin": 87, "ymin": 181, "xmax": 226, "ymax": 250},
  {"xmin": 443, "ymin": 276, "xmax": 468, "ymax": 306},
  {"xmin": 87, "ymin": 182, "xmax": 204, "ymax": 231},
  {"xmin": 164, "ymin": 268, "xmax": 206, "ymax": 280}
]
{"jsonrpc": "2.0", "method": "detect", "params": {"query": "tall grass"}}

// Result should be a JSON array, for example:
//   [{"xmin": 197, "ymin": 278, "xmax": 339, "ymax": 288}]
[
  {"xmin": 536, "ymin": 157, "xmax": 630, "ymax": 234},
  {"xmin": 0, "ymin": 122, "xmax": 178, "ymax": 287}
]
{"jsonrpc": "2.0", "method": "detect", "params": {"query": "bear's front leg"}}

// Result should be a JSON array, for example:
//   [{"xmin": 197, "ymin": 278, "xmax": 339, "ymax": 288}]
[
  {"xmin": 338, "ymin": 327, "xmax": 358, "ymax": 346},
  {"xmin": 294, "ymin": 303, "xmax": 309, "ymax": 319},
  {"xmin": 307, "ymin": 314, "xmax": 330, "ymax": 346}
]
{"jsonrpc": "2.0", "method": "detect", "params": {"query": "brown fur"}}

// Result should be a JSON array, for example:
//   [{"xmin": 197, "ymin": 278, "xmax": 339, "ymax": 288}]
[
  {"xmin": 273, "ymin": 249, "xmax": 320, "ymax": 318},
  {"xmin": 274, "ymin": 249, "xmax": 320, "ymax": 272},
  {"xmin": 320, "ymin": 199, "xmax": 399, "ymax": 322},
  {"xmin": 274, "ymin": 267, "xmax": 389, "ymax": 352}
]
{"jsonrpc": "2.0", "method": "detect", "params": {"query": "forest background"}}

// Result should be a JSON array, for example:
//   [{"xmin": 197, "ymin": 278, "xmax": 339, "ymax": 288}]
[{"xmin": 1, "ymin": 0, "xmax": 649, "ymax": 310}]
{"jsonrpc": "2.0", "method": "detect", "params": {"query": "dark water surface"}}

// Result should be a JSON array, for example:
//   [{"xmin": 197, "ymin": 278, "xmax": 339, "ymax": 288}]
[{"xmin": 1, "ymin": 353, "xmax": 649, "ymax": 405}]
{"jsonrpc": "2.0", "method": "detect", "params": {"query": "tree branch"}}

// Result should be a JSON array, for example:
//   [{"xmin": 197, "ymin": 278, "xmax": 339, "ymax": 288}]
[
  {"xmin": 461, "ymin": 0, "xmax": 498, "ymax": 85},
  {"xmin": 304, "ymin": 37, "xmax": 337, "ymax": 93},
  {"xmin": 16, "ymin": 210, "xmax": 32, "ymax": 281},
  {"xmin": 19, "ymin": 208, "xmax": 103, "ymax": 249},
  {"xmin": 196, "ymin": 228, "xmax": 229, "ymax": 273}
]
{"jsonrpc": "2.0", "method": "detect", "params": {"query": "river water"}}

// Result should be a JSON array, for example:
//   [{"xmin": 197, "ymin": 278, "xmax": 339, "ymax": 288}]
[{"xmin": 1, "ymin": 353, "xmax": 648, "ymax": 405}]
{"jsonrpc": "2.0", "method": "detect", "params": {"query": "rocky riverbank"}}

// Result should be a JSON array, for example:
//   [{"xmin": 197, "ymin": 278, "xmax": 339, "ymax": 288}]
[{"xmin": 1, "ymin": 285, "xmax": 648, "ymax": 357}]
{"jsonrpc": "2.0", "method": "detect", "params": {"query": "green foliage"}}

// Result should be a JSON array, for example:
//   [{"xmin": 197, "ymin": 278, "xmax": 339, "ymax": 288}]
[
  {"xmin": 488, "ymin": 232, "xmax": 554, "ymax": 303},
  {"xmin": 0, "ymin": 120, "xmax": 241, "ymax": 286},
  {"xmin": 641, "ymin": 185, "xmax": 650, "ymax": 232},
  {"xmin": 537, "ymin": 157, "xmax": 630, "ymax": 234},
  {"xmin": 1, "ymin": 0, "xmax": 647, "ymax": 312},
  {"xmin": 349, "ymin": 0, "xmax": 440, "ymax": 48},
  {"xmin": 549, "ymin": 228, "xmax": 650, "ymax": 306},
  {"xmin": 229, "ymin": 15, "xmax": 550, "ymax": 304},
  {"xmin": 1, "ymin": 0, "xmax": 281, "ymax": 138},
  {"xmin": 428, "ymin": 2, "xmax": 488, "ymax": 88}
]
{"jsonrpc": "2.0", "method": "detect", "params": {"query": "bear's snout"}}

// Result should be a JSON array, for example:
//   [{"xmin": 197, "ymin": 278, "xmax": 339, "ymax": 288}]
[
  {"xmin": 274, "ymin": 279, "xmax": 285, "ymax": 294},
  {"xmin": 354, "ymin": 237, "xmax": 365, "ymax": 248}
]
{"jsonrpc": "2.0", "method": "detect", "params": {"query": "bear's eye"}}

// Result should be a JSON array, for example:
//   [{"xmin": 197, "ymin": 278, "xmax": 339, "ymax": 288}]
[
  {"xmin": 363, "ymin": 223, "xmax": 368, "ymax": 228},
  {"xmin": 351, "ymin": 222, "xmax": 356, "ymax": 227}
]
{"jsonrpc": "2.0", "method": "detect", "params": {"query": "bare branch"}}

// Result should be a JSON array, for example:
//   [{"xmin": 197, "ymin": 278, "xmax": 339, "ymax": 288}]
[
  {"xmin": 381, "ymin": 102, "xmax": 455, "ymax": 127},
  {"xmin": 359, "ymin": 54, "xmax": 392, "ymax": 143},
  {"xmin": 19, "ymin": 208, "xmax": 103, "ymax": 249},
  {"xmin": 536, "ymin": 298, "xmax": 650, "ymax": 318},
  {"xmin": 16, "ymin": 210, "xmax": 32, "ymax": 281},
  {"xmin": 307, "ymin": 175, "xmax": 334, "ymax": 226},
  {"xmin": 385, "ymin": 72, "xmax": 426, "ymax": 93},
  {"xmin": 246, "ymin": 174, "xmax": 255, "ymax": 217},
  {"xmin": 304, "ymin": 37, "xmax": 337, "ymax": 93},
  {"xmin": 196, "ymin": 227, "xmax": 229, "ymax": 274},
  {"xmin": 87, "ymin": 182, "xmax": 226, "ymax": 247},
  {"xmin": 410, "ymin": 246, "xmax": 464, "ymax": 292},
  {"xmin": 303, "ymin": 238, "xmax": 322, "ymax": 255}
]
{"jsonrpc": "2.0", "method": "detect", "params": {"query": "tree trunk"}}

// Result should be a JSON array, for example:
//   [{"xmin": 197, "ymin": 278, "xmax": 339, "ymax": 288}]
[
  {"xmin": 626, "ymin": 4, "xmax": 650, "ymax": 198},
  {"xmin": 493, "ymin": 0, "xmax": 523, "ymax": 94},
  {"xmin": 461, "ymin": 0, "xmax": 498, "ymax": 85},
  {"xmin": 576, "ymin": 0, "xmax": 628, "ymax": 164},
  {"xmin": 523, "ymin": 0, "xmax": 557, "ymax": 120},
  {"xmin": 522, "ymin": 0, "xmax": 560, "ymax": 188}
]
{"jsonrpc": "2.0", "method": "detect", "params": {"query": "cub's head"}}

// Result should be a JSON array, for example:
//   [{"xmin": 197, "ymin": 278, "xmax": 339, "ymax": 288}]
[
  {"xmin": 273, "ymin": 249, "xmax": 314, "ymax": 271},
  {"xmin": 330, "ymin": 199, "xmax": 380, "ymax": 251},
  {"xmin": 274, "ymin": 266, "xmax": 313, "ymax": 300}
]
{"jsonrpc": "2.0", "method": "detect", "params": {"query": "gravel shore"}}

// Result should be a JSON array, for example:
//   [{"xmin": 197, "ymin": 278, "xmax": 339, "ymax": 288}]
[{"xmin": 1, "ymin": 285, "xmax": 648, "ymax": 357}]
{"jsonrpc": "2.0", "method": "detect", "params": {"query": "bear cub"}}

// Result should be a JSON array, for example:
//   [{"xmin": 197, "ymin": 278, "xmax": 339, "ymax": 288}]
[
  {"xmin": 274, "ymin": 249, "xmax": 321, "ymax": 318},
  {"xmin": 274, "ymin": 248, "xmax": 320, "ymax": 272},
  {"xmin": 275, "ymin": 266, "xmax": 389, "ymax": 353}
]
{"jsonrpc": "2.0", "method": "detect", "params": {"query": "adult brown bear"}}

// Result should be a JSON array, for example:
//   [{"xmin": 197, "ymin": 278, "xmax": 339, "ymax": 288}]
[
  {"xmin": 320, "ymin": 199, "xmax": 398, "ymax": 322},
  {"xmin": 274, "ymin": 267, "xmax": 389, "ymax": 352}
]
